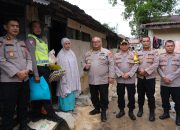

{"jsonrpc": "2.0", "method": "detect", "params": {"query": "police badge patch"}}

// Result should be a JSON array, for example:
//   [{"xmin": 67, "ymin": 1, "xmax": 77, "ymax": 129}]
[{"xmin": 8, "ymin": 48, "xmax": 14, "ymax": 58}]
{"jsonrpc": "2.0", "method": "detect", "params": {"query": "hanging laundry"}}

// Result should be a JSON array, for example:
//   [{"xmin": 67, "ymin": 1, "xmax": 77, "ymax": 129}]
[{"xmin": 153, "ymin": 36, "xmax": 162, "ymax": 49}]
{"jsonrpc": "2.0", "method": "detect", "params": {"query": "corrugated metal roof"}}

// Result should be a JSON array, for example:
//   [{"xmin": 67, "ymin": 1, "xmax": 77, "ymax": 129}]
[
  {"xmin": 33, "ymin": 0, "xmax": 50, "ymax": 5},
  {"xmin": 49, "ymin": 0, "xmax": 119, "ymax": 37},
  {"xmin": 144, "ymin": 21, "xmax": 180, "ymax": 26},
  {"xmin": 143, "ymin": 15, "xmax": 180, "ymax": 27}
]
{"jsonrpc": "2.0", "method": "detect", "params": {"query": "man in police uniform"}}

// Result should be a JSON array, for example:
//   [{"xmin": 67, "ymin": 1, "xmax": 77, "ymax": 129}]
[
  {"xmin": 83, "ymin": 36, "xmax": 114, "ymax": 122},
  {"xmin": 158, "ymin": 40, "xmax": 180, "ymax": 126},
  {"xmin": 114, "ymin": 40, "xmax": 138, "ymax": 120},
  {"xmin": 137, "ymin": 36, "xmax": 159, "ymax": 121},
  {"xmin": 0, "ymin": 18, "xmax": 34, "ymax": 130},
  {"xmin": 26, "ymin": 21, "xmax": 63, "ymax": 123}
]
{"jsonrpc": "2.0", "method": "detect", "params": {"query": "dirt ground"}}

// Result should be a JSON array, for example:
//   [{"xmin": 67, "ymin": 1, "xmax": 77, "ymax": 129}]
[
  {"xmin": 12, "ymin": 76, "xmax": 180, "ymax": 130},
  {"xmin": 74, "ymin": 77, "xmax": 180, "ymax": 130}
]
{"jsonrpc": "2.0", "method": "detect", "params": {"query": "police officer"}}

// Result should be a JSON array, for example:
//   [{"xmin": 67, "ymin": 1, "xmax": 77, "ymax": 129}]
[
  {"xmin": 83, "ymin": 36, "xmax": 114, "ymax": 122},
  {"xmin": 158, "ymin": 40, "xmax": 180, "ymax": 126},
  {"xmin": 114, "ymin": 40, "xmax": 138, "ymax": 120},
  {"xmin": 0, "ymin": 18, "xmax": 35, "ymax": 130},
  {"xmin": 137, "ymin": 36, "xmax": 159, "ymax": 121},
  {"xmin": 25, "ymin": 21, "xmax": 63, "ymax": 123}
]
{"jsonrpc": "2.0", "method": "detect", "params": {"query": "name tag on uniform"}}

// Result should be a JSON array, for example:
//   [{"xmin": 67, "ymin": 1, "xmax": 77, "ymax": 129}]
[{"xmin": 99, "ymin": 52, "xmax": 105, "ymax": 56}]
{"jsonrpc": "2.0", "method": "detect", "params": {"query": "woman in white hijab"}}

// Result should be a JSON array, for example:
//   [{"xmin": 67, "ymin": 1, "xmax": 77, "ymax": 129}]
[{"xmin": 56, "ymin": 38, "xmax": 81, "ymax": 111}]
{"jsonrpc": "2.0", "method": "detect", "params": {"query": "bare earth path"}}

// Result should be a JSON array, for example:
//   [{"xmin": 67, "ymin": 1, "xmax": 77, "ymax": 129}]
[
  {"xmin": 13, "ymin": 77, "xmax": 180, "ymax": 130},
  {"xmin": 74, "ymin": 77, "xmax": 180, "ymax": 130}
]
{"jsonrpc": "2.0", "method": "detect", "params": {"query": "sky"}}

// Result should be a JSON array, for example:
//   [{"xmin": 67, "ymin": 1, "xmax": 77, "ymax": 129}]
[{"xmin": 65, "ymin": 0, "xmax": 132, "ymax": 37}]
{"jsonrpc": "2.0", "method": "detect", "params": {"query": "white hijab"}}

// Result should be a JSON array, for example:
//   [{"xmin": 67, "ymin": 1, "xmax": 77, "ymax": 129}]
[{"xmin": 56, "ymin": 38, "xmax": 81, "ymax": 97}]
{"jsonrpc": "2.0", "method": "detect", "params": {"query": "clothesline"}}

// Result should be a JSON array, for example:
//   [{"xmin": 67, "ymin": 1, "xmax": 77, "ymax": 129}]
[{"xmin": 153, "ymin": 36, "xmax": 165, "ymax": 49}]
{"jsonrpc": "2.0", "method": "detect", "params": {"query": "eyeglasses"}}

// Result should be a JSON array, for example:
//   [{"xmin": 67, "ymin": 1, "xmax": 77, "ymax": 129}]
[{"xmin": 92, "ymin": 41, "xmax": 101, "ymax": 43}]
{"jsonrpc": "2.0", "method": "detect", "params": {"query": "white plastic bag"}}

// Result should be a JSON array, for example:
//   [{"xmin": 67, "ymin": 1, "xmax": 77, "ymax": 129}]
[{"xmin": 48, "ymin": 49, "xmax": 57, "ymax": 64}]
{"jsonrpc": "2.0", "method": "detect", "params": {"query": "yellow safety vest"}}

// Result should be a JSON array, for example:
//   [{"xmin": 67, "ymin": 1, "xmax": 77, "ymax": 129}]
[{"xmin": 28, "ymin": 34, "xmax": 49, "ymax": 66}]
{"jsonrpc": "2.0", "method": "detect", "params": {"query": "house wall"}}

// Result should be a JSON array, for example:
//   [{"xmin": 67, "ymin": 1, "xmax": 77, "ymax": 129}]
[
  {"xmin": 148, "ymin": 28, "xmax": 180, "ymax": 41},
  {"xmin": 26, "ymin": 6, "xmax": 111, "ymax": 92},
  {"xmin": 67, "ymin": 19, "xmax": 109, "ymax": 91},
  {"xmin": 67, "ymin": 18, "xmax": 107, "ymax": 47},
  {"xmin": 68, "ymin": 18, "xmax": 106, "ymax": 39},
  {"xmin": 148, "ymin": 28, "xmax": 180, "ymax": 54},
  {"xmin": 70, "ymin": 39, "xmax": 90, "ymax": 92}
]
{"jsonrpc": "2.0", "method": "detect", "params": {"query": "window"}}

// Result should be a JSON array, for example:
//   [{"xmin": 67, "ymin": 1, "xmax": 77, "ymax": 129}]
[
  {"xmin": 66, "ymin": 27, "xmax": 76, "ymax": 39},
  {"xmin": 66, "ymin": 27, "xmax": 91, "ymax": 41},
  {"xmin": 75, "ymin": 30, "xmax": 82, "ymax": 40}
]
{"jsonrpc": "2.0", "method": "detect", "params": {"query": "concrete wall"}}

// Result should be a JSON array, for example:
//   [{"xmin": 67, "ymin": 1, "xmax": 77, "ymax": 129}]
[
  {"xmin": 148, "ymin": 28, "xmax": 180, "ymax": 54},
  {"xmin": 70, "ymin": 39, "xmax": 90, "ymax": 92},
  {"xmin": 148, "ymin": 28, "xmax": 180, "ymax": 41},
  {"xmin": 67, "ymin": 19, "xmax": 109, "ymax": 92}
]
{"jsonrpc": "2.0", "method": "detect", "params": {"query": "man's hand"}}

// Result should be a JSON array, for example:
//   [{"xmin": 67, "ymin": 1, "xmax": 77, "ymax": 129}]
[
  {"xmin": 85, "ymin": 64, "xmax": 91, "ymax": 70},
  {"xmin": 16, "ymin": 70, "xmax": 28, "ymax": 80},
  {"xmin": 34, "ymin": 76, "xmax": 40, "ymax": 83},
  {"xmin": 163, "ymin": 77, "xmax": 172, "ymax": 84},
  {"xmin": 16, "ymin": 70, "xmax": 30, "ymax": 81},
  {"xmin": 109, "ymin": 78, "xmax": 114, "ymax": 84},
  {"xmin": 21, "ymin": 70, "xmax": 29, "ymax": 75},
  {"xmin": 122, "ymin": 73, "xmax": 129, "ymax": 79},
  {"xmin": 139, "ymin": 68, "xmax": 145, "ymax": 76}
]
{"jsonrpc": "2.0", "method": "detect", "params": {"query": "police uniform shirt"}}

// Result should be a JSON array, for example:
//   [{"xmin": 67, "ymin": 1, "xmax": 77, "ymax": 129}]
[
  {"xmin": 114, "ymin": 50, "xmax": 139, "ymax": 84},
  {"xmin": 82, "ymin": 48, "xmax": 115, "ymax": 85},
  {"xmin": 137, "ymin": 49, "xmax": 159, "ymax": 79},
  {"xmin": 0, "ymin": 36, "xmax": 32, "ymax": 82},
  {"xmin": 158, "ymin": 52, "xmax": 180, "ymax": 87}
]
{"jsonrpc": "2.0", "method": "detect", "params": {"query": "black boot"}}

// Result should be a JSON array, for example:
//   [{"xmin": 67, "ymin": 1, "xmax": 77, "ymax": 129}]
[
  {"xmin": 89, "ymin": 109, "xmax": 100, "ymax": 115},
  {"xmin": 149, "ymin": 109, "xmax": 155, "ymax": 121},
  {"xmin": 128, "ymin": 111, "xmax": 136, "ymax": 120},
  {"xmin": 137, "ymin": 108, "xmax": 143, "ymax": 117},
  {"xmin": 43, "ymin": 103, "xmax": 64, "ymax": 124},
  {"xmin": 176, "ymin": 112, "xmax": 180, "ymax": 126},
  {"xmin": 47, "ymin": 113, "xmax": 64, "ymax": 124},
  {"xmin": 19, "ymin": 124, "xmax": 36, "ymax": 130},
  {"xmin": 116, "ymin": 109, "xmax": 125, "ymax": 118},
  {"xmin": 159, "ymin": 109, "xmax": 170, "ymax": 120},
  {"xmin": 101, "ymin": 111, "xmax": 107, "ymax": 122}
]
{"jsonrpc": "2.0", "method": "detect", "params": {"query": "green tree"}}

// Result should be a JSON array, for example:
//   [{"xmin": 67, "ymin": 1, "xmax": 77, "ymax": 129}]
[{"xmin": 109, "ymin": 0, "xmax": 180, "ymax": 36}]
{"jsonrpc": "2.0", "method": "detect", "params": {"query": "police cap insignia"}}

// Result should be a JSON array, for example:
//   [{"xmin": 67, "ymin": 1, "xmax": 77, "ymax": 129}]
[{"xmin": 120, "ymin": 39, "xmax": 129, "ymax": 45}]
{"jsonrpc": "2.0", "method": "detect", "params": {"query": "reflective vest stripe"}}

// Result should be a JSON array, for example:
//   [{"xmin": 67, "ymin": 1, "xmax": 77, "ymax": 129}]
[{"xmin": 28, "ymin": 34, "xmax": 49, "ymax": 66}]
